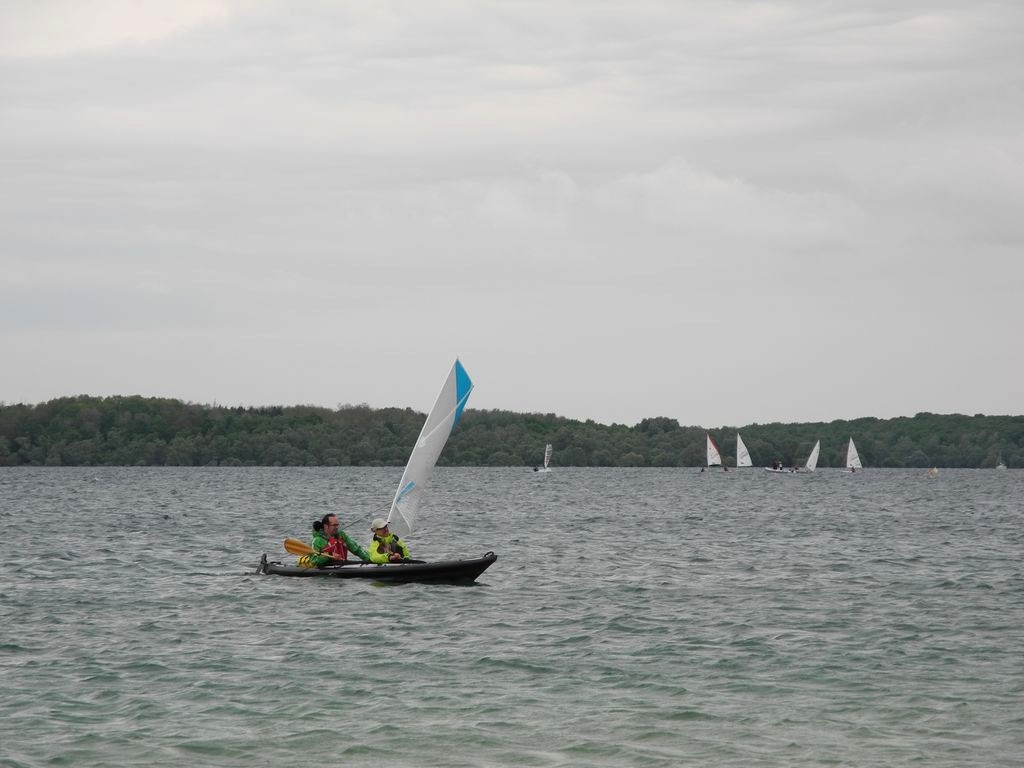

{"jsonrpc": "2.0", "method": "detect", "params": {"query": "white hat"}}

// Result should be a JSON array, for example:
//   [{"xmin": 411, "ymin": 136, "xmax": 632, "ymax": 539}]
[{"xmin": 370, "ymin": 517, "xmax": 388, "ymax": 531}]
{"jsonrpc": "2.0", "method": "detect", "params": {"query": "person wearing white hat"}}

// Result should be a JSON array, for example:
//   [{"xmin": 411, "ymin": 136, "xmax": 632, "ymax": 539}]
[{"xmin": 368, "ymin": 518, "xmax": 410, "ymax": 563}]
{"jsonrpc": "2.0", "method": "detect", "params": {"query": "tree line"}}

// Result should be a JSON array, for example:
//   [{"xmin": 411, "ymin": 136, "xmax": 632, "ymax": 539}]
[{"xmin": 0, "ymin": 395, "xmax": 1020, "ymax": 468}]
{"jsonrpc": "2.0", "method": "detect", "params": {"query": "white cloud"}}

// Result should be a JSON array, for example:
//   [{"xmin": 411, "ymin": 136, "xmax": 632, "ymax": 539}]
[
  {"xmin": 2, "ymin": 1, "xmax": 1023, "ymax": 423},
  {"xmin": 0, "ymin": 0, "xmax": 230, "ymax": 59},
  {"xmin": 593, "ymin": 157, "xmax": 863, "ymax": 252}
]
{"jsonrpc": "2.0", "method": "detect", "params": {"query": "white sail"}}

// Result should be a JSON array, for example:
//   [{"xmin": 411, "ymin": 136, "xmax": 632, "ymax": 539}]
[
  {"xmin": 736, "ymin": 433, "xmax": 752, "ymax": 468},
  {"xmin": 804, "ymin": 440, "xmax": 820, "ymax": 471},
  {"xmin": 846, "ymin": 438, "xmax": 862, "ymax": 469},
  {"xmin": 543, "ymin": 443, "xmax": 553, "ymax": 469},
  {"xmin": 387, "ymin": 359, "xmax": 473, "ymax": 537},
  {"xmin": 706, "ymin": 434, "xmax": 722, "ymax": 467}
]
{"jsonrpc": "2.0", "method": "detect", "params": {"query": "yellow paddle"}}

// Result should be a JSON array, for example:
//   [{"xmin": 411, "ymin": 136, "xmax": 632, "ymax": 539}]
[
  {"xmin": 283, "ymin": 538, "xmax": 372, "ymax": 563},
  {"xmin": 284, "ymin": 538, "xmax": 330, "ymax": 558}
]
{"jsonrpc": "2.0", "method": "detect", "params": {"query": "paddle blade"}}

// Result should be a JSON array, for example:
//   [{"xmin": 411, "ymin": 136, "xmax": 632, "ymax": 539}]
[{"xmin": 283, "ymin": 538, "xmax": 316, "ymax": 557}]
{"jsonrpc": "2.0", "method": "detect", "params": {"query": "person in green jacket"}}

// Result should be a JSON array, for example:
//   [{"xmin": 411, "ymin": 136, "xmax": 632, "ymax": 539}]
[
  {"xmin": 299, "ymin": 514, "xmax": 370, "ymax": 567},
  {"xmin": 368, "ymin": 518, "xmax": 410, "ymax": 563}
]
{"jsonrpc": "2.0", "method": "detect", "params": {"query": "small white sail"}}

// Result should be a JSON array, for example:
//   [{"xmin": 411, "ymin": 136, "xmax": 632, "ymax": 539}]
[
  {"xmin": 706, "ymin": 434, "xmax": 722, "ymax": 467},
  {"xmin": 846, "ymin": 438, "xmax": 862, "ymax": 470},
  {"xmin": 387, "ymin": 359, "xmax": 473, "ymax": 537},
  {"xmin": 543, "ymin": 443, "xmax": 553, "ymax": 470},
  {"xmin": 736, "ymin": 433, "xmax": 752, "ymax": 468},
  {"xmin": 804, "ymin": 440, "xmax": 820, "ymax": 472}
]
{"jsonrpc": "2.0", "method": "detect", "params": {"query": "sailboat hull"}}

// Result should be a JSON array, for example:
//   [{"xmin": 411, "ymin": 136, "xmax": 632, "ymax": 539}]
[{"xmin": 257, "ymin": 552, "xmax": 497, "ymax": 584}]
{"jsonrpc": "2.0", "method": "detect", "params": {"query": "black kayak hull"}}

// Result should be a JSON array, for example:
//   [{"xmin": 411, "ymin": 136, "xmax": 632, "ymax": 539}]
[{"xmin": 257, "ymin": 552, "xmax": 497, "ymax": 584}]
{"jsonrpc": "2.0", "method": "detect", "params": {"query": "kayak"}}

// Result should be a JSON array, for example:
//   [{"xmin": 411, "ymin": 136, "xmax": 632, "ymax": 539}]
[{"xmin": 257, "ymin": 551, "xmax": 497, "ymax": 584}]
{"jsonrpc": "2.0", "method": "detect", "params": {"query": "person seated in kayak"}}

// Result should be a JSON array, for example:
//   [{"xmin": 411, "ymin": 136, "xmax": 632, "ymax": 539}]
[
  {"xmin": 299, "ymin": 513, "xmax": 369, "ymax": 567},
  {"xmin": 368, "ymin": 518, "xmax": 410, "ymax": 563}
]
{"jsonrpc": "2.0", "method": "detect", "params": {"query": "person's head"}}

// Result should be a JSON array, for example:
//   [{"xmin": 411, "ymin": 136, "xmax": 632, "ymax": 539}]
[
  {"xmin": 370, "ymin": 517, "xmax": 389, "ymax": 536},
  {"xmin": 320, "ymin": 514, "xmax": 340, "ymax": 535}
]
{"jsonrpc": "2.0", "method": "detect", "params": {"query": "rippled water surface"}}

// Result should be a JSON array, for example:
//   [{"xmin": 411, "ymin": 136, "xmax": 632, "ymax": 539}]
[{"xmin": 2, "ymin": 466, "xmax": 1022, "ymax": 767}]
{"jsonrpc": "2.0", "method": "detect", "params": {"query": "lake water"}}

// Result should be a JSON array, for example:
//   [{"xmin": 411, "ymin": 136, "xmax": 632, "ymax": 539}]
[{"xmin": 1, "ymin": 467, "xmax": 1022, "ymax": 767}]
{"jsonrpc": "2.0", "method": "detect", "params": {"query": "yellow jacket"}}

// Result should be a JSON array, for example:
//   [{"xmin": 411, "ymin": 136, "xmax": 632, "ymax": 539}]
[{"xmin": 369, "ymin": 533, "xmax": 410, "ymax": 563}]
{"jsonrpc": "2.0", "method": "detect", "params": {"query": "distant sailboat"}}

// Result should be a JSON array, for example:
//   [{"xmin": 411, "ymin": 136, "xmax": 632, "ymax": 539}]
[
  {"xmin": 928, "ymin": 467, "xmax": 939, "ymax": 478},
  {"xmin": 845, "ymin": 438, "xmax": 862, "ymax": 472},
  {"xmin": 533, "ymin": 444, "xmax": 553, "ymax": 473},
  {"xmin": 763, "ymin": 439, "xmax": 819, "ymax": 475},
  {"xmin": 996, "ymin": 457, "xmax": 1007, "ymax": 470},
  {"xmin": 706, "ymin": 433, "xmax": 723, "ymax": 469},
  {"xmin": 802, "ymin": 440, "xmax": 821, "ymax": 472},
  {"xmin": 534, "ymin": 443, "xmax": 553, "ymax": 473},
  {"xmin": 736, "ymin": 433, "xmax": 753, "ymax": 468}
]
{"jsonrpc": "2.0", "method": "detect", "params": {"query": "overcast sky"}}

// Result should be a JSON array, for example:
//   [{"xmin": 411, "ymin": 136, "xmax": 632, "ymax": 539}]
[{"xmin": 2, "ymin": 1, "xmax": 1022, "ymax": 427}]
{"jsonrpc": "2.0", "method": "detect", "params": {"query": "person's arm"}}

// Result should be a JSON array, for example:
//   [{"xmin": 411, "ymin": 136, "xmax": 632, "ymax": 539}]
[
  {"xmin": 340, "ymin": 530, "xmax": 370, "ymax": 562},
  {"xmin": 397, "ymin": 538, "xmax": 410, "ymax": 560},
  {"xmin": 310, "ymin": 533, "xmax": 333, "ymax": 566}
]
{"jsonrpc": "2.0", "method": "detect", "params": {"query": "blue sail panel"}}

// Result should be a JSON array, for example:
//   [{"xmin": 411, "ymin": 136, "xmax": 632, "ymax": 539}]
[{"xmin": 452, "ymin": 359, "xmax": 473, "ymax": 432}]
